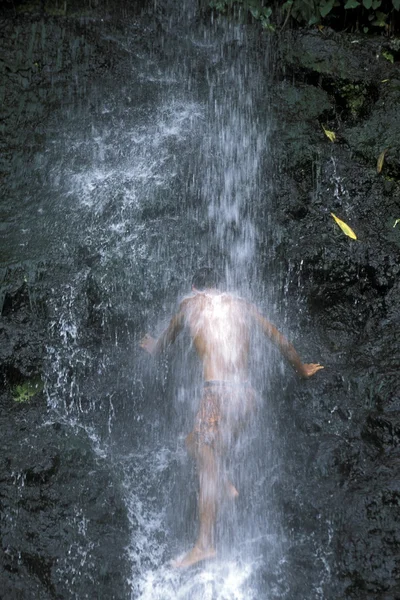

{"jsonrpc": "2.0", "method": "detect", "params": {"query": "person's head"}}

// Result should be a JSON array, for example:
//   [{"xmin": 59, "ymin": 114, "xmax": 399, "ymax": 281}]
[{"xmin": 191, "ymin": 267, "xmax": 220, "ymax": 292}]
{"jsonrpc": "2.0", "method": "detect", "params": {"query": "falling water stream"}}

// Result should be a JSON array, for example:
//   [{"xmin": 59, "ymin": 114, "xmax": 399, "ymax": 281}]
[
  {"xmin": 6, "ymin": 2, "xmax": 333, "ymax": 598},
  {"xmin": 47, "ymin": 7, "xmax": 286, "ymax": 599}
]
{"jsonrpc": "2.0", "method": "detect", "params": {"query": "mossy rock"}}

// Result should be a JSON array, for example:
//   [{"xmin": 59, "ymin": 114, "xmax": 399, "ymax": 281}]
[
  {"xmin": 281, "ymin": 31, "xmax": 374, "ymax": 82},
  {"xmin": 275, "ymin": 121, "xmax": 321, "ymax": 171},
  {"xmin": 337, "ymin": 83, "xmax": 368, "ymax": 119},
  {"xmin": 275, "ymin": 82, "xmax": 332, "ymax": 122},
  {"xmin": 342, "ymin": 85, "xmax": 400, "ymax": 178}
]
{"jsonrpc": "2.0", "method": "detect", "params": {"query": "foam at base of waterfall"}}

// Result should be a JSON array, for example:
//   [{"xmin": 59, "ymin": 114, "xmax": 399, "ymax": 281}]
[{"xmin": 134, "ymin": 559, "xmax": 256, "ymax": 600}]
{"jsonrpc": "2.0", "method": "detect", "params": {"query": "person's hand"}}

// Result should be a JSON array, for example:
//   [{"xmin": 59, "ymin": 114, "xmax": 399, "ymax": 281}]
[
  {"xmin": 140, "ymin": 334, "xmax": 157, "ymax": 356},
  {"xmin": 301, "ymin": 363, "xmax": 324, "ymax": 378}
]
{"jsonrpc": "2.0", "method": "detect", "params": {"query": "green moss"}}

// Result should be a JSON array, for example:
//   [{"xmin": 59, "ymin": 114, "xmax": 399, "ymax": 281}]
[
  {"xmin": 338, "ymin": 83, "xmax": 367, "ymax": 118},
  {"xmin": 12, "ymin": 378, "xmax": 44, "ymax": 403}
]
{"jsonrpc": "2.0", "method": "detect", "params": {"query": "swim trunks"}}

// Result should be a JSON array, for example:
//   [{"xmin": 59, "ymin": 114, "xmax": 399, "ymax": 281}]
[{"xmin": 193, "ymin": 381, "xmax": 256, "ymax": 451}]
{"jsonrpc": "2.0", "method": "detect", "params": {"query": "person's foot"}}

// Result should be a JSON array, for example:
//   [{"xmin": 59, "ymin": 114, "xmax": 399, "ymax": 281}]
[
  {"xmin": 171, "ymin": 545, "xmax": 216, "ymax": 569},
  {"xmin": 225, "ymin": 479, "xmax": 239, "ymax": 499}
]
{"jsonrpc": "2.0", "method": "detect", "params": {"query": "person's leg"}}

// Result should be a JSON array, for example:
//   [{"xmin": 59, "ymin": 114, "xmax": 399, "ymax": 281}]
[
  {"xmin": 172, "ymin": 443, "xmax": 218, "ymax": 568},
  {"xmin": 187, "ymin": 430, "xmax": 238, "ymax": 498},
  {"xmin": 196, "ymin": 444, "xmax": 218, "ymax": 552},
  {"xmin": 185, "ymin": 430, "xmax": 197, "ymax": 458}
]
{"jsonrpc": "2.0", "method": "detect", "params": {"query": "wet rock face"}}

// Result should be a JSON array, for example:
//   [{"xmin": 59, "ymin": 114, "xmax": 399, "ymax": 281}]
[
  {"xmin": 0, "ymin": 271, "xmax": 130, "ymax": 599},
  {"xmin": 268, "ymin": 27, "xmax": 400, "ymax": 600},
  {"xmin": 0, "ymin": 402, "xmax": 131, "ymax": 599},
  {"xmin": 0, "ymin": 265, "xmax": 47, "ymax": 383},
  {"xmin": 1, "ymin": 5, "xmax": 400, "ymax": 600},
  {"xmin": 278, "ymin": 29, "xmax": 400, "ymax": 178},
  {"xmin": 0, "ymin": 8, "xmax": 139, "ymax": 597}
]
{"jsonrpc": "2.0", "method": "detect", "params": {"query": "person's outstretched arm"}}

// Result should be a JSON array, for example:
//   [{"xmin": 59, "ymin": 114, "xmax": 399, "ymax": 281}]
[
  {"xmin": 140, "ymin": 304, "xmax": 185, "ymax": 356},
  {"xmin": 249, "ymin": 304, "xmax": 323, "ymax": 378}
]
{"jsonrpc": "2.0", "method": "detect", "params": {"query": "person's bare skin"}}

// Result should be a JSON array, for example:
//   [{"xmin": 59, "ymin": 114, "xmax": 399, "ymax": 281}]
[{"xmin": 140, "ymin": 288, "xmax": 323, "ymax": 569}]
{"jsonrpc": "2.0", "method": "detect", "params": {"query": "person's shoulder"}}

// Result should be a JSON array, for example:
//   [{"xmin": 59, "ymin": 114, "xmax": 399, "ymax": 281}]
[
  {"xmin": 178, "ymin": 293, "xmax": 197, "ymax": 311},
  {"xmin": 223, "ymin": 292, "xmax": 251, "ymax": 307},
  {"xmin": 227, "ymin": 295, "xmax": 259, "ymax": 318}
]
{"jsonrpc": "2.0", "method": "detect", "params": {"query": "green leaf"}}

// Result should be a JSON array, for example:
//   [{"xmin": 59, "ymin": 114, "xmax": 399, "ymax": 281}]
[
  {"xmin": 382, "ymin": 50, "xmax": 394, "ymax": 63},
  {"xmin": 322, "ymin": 125, "xmax": 336, "ymax": 142},
  {"xmin": 363, "ymin": 0, "xmax": 372, "ymax": 8},
  {"xmin": 263, "ymin": 21, "xmax": 276, "ymax": 30},
  {"xmin": 377, "ymin": 148, "xmax": 388, "ymax": 173},
  {"xmin": 393, "ymin": 0, "xmax": 400, "ymax": 10},
  {"xmin": 261, "ymin": 6, "xmax": 272, "ymax": 18},
  {"xmin": 320, "ymin": 0, "xmax": 335, "ymax": 17},
  {"xmin": 344, "ymin": 0, "xmax": 360, "ymax": 8},
  {"xmin": 373, "ymin": 10, "xmax": 388, "ymax": 25},
  {"xmin": 371, "ymin": 0, "xmax": 381, "ymax": 8}
]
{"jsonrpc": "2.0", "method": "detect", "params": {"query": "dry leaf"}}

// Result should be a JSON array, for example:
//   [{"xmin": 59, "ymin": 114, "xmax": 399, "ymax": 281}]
[
  {"xmin": 322, "ymin": 126, "xmax": 336, "ymax": 142},
  {"xmin": 377, "ymin": 148, "xmax": 388, "ymax": 173},
  {"xmin": 331, "ymin": 212, "xmax": 357, "ymax": 240},
  {"xmin": 393, "ymin": 219, "xmax": 400, "ymax": 228}
]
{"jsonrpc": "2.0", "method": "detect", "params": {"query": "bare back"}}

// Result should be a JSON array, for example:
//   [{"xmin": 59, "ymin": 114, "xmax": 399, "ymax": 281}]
[{"xmin": 182, "ymin": 292, "xmax": 251, "ymax": 382}]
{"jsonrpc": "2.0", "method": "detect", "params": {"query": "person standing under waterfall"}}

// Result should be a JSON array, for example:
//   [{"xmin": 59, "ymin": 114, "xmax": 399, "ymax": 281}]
[{"xmin": 140, "ymin": 267, "xmax": 323, "ymax": 568}]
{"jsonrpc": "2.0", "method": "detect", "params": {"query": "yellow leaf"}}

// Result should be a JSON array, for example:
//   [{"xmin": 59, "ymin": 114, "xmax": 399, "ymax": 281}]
[
  {"xmin": 377, "ymin": 148, "xmax": 388, "ymax": 173},
  {"xmin": 322, "ymin": 126, "xmax": 336, "ymax": 142},
  {"xmin": 381, "ymin": 79, "xmax": 389, "ymax": 83},
  {"xmin": 330, "ymin": 213, "xmax": 357, "ymax": 240},
  {"xmin": 393, "ymin": 219, "xmax": 400, "ymax": 228}
]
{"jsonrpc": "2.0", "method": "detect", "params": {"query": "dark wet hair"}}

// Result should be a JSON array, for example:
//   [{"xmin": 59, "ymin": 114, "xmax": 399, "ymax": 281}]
[{"xmin": 192, "ymin": 267, "xmax": 220, "ymax": 291}]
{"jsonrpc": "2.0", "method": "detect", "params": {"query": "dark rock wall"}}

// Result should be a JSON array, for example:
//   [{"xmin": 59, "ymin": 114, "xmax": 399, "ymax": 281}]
[
  {"xmin": 0, "ymin": 408, "xmax": 130, "ymax": 599},
  {"xmin": 266, "ymin": 28, "xmax": 400, "ymax": 600}
]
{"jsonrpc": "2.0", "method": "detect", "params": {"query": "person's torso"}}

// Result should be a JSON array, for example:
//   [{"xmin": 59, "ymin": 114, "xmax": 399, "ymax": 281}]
[{"xmin": 183, "ymin": 292, "xmax": 250, "ymax": 381}]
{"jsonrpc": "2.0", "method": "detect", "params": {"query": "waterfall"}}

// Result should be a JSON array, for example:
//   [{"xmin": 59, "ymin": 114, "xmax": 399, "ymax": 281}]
[{"xmin": 42, "ymin": 4, "xmax": 293, "ymax": 598}]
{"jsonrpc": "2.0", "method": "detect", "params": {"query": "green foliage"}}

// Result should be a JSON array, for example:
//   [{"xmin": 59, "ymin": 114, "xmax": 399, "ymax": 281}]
[
  {"xmin": 345, "ymin": 0, "xmax": 360, "ymax": 9},
  {"xmin": 12, "ymin": 379, "xmax": 44, "ymax": 403},
  {"xmin": 210, "ymin": 0, "xmax": 400, "ymax": 31},
  {"xmin": 382, "ymin": 49, "xmax": 395, "ymax": 60},
  {"xmin": 320, "ymin": 1, "xmax": 335, "ymax": 18},
  {"xmin": 210, "ymin": 0, "xmax": 275, "ymax": 28}
]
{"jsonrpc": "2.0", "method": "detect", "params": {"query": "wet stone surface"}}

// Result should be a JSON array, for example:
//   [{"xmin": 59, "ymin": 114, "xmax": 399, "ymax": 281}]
[
  {"xmin": 1, "ymin": 3, "xmax": 400, "ymax": 599},
  {"xmin": 0, "ymin": 398, "xmax": 130, "ymax": 599},
  {"xmin": 265, "ymin": 27, "xmax": 400, "ymax": 600}
]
